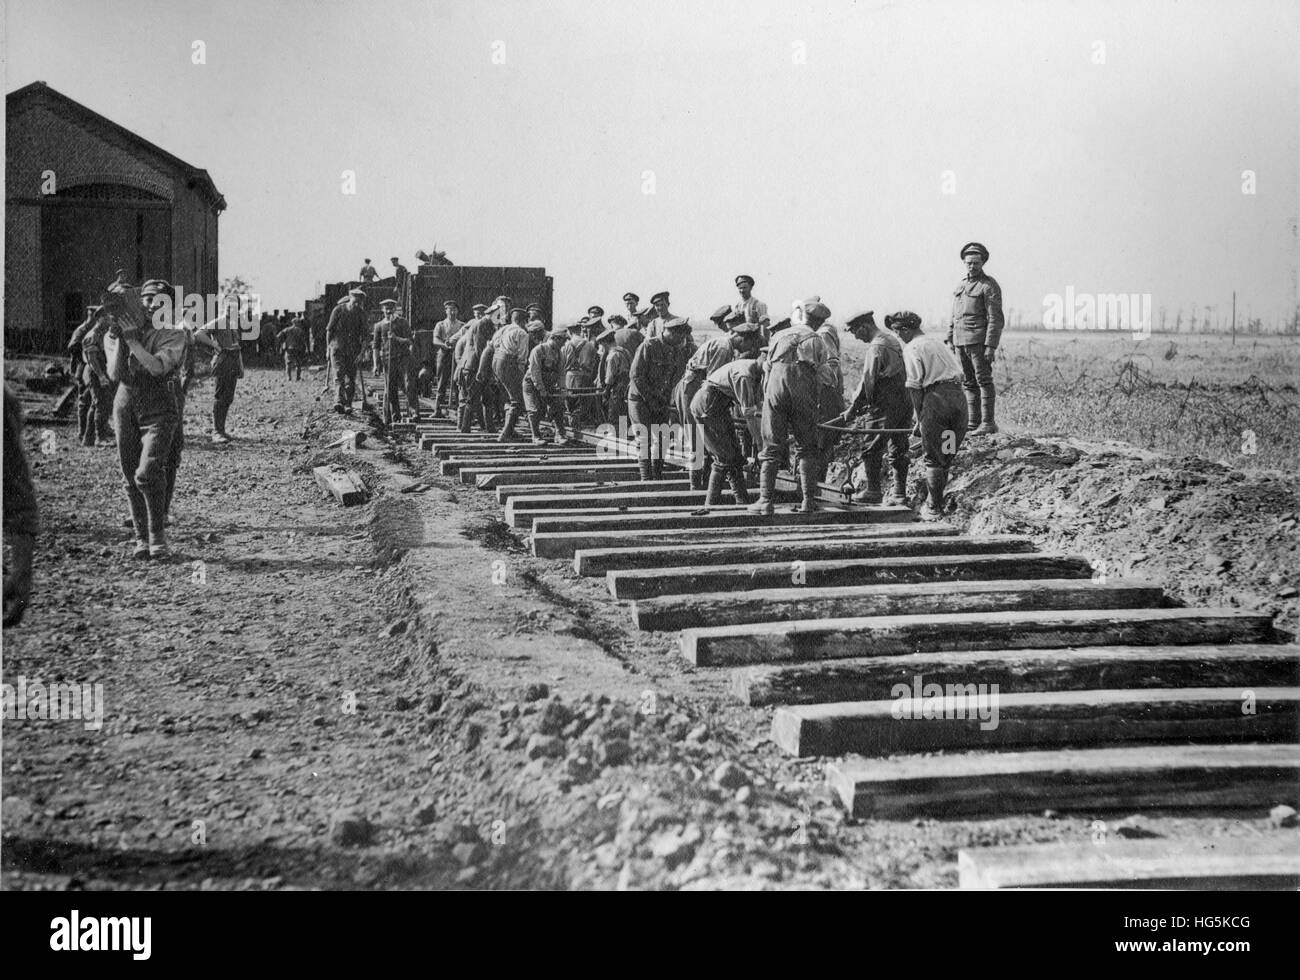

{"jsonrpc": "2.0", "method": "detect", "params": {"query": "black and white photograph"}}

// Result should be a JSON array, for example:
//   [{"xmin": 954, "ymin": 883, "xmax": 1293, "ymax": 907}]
[{"xmin": 1, "ymin": 0, "xmax": 1298, "ymax": 930}]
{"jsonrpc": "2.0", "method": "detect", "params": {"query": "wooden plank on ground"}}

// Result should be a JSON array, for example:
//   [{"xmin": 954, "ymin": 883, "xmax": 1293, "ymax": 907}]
[
  {"xmin": 462, "ymin": 461, "xmax": 643, "ymax": 485},
  {"xmin": 312, "ymin": 465, "xmax": 369, "ymax": 506},
  {"xmin": 530, "ymin": 506, "xmax": 914, "ymax": 536},
  {"xmin": 503, "ymin": 488, "xmax": 797, "ymax": 512},
  {"xmin": 957, "ymin": 836, "xmax": 1300, "ymax": 889},
  {"xmin": 608, "ymin": 549, "xmax": 1067, "ymax": 598},
  {"xmin": 477, "ymin": 466, "xmax": 650, "ymax": 488},
  {"xmin": 580, "ymin": 534, "xmax": 1037, "ymax": 576},
  {"xmin": 771, "ymin": 687, "xmax": 1300, "ymax": 758},
  {"xmin": 734, "ymin": 644, "xmax": 1300, "ymax": 706},
  {"xmin": 433, "ymin": 443, "xmax": 597, "ymax": 459},
  {"xmin": 496, "ymin": 480, "xmax": 691, "ymax": 504},
  {"xmin": 827, "ymin": 743, "xmax": 1300, "ymax": 819},
  {"xmin": 536, "ymin": 522, "xmax": 956, "ymax": 560},
  {"xmin": 445, "ymin": 454, "xmax": 609, "ymax": 476},
  {"xmin": 632, "ymin": 576, "xmax": 1158, "ymax": 630},
  {"xmin": 681, "ymin": 607, "xmax": 1277, "ymax": 667},
  {"xmin": 509, "ymin": 502, "xmax": 768, "ymax": 529}
]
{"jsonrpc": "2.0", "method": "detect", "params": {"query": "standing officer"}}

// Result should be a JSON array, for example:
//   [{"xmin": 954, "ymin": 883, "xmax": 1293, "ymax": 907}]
[
  {"xmin": 730, "ymin": 275, "xmax": 771, "ymax": 343},
  {"xmin": 279, "ymin": 314, "xmax": 308, "ymax": 381},
  {"xmin": 628, "ymin": 315, "xmax": 691, "ymax": 480},
  {"xmin": 376, "ymin": 298, "xmax": 412, "ymax": 424},
  {"xmin": 391, "ymin": 257, "xmax": 410, "ymax": 307},
  {"xmin": 829, "ymin": 311, "xmax": 911, "ymax": 505},
  {"xmin": 490, "ymin": 307, "xmax": 531, "ymax": 442},
  {"xmin": 645, "ymin": 291, "xmax": 686, "ymax": 340},
  {"xmin": 200, "ymin": 296, "xmax": 246, "ymax": 444},
  {"xmin": 359, "ymin": 258, "xmax": 379, "ymax": 283},
  {"xmin": 891, "ymin": 311, "xmax": 967, "ymax": 521},
  {"xmin": 947, "ymin": 241, "xmax": 1004, "ymax": 435},
  {"xmin": 327, "ymin": 288, "xmax": 368, "ymax": 412},
  {"xmin": 431, "ymin": 300, "xmax": 466, "ymax": 417},
  {"xmin": 563, "ymin": 318, "xmax": 601, "ymax": 431},
  {"xmin": 102, "ymin": 276, "xmax": 186, "ymax": 559},
  {"xmin": 690, "ymin": 356, "xmax": 764, "ymax": 507},
  {"xmin": 524, "ymin": 325, "xmax": 570, "ymax": 445},
  {"xmin": 749, "ymin": 299, "xmax": 831, "ymax": 515}
]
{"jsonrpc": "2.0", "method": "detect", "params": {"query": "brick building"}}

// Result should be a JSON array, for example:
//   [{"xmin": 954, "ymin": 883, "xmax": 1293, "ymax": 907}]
[{"xmin": 5, "ymin": 82, "xmax": 226, "ymax": 353}]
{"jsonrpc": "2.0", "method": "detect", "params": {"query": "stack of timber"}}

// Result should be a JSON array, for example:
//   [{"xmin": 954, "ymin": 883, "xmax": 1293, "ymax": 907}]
[{"xmin": 412, "ymin": 413, "xmax": 1300, "ymax": 886}]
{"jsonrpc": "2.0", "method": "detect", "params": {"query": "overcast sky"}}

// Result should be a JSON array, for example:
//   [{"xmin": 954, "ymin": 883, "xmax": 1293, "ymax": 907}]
[{"xmin": 5, "ymin": 0, "xmax": 1298, "ymax": 326}]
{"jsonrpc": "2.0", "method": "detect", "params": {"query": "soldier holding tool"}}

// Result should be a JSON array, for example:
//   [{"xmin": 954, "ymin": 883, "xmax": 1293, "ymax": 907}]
[
  {"xmin": 431, "ymin": 300, "xmax": 466, "ymax": 417},
  {"xmin": 524, "ymin": 325, "xmax": 571, "ymax": 445},
  {"xmin": 490, "ymin": 307, "xmax": 531, "ymax": 442},
  {"xmin": 828, "ymin": 310, "xmax": 912, "ymax": 505},
  {"xmin": 690, "ymin": 357, "xmax": 764, "ymax": 508},
  {"xmin": 327, "ymin": 288, "xmax": 368, "ymax": 413},
  {"xmin": 563, "ymin": 318, "xmax": 602, "ymax": 431},
  {"xmin": 376, "ymin": 298, "xmax": 412, "ymax": 424}
]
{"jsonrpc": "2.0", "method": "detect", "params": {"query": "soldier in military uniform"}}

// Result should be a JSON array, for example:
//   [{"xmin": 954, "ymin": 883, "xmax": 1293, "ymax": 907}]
[
  {"xmin": 750, "ymin": 300, "xmax": 832, "ymax": 515},
  {"xmin": 628, "ymin": 316, "xmax": 691, "ymax": 480},
  {"xmin": 455, "ymin": 309, "xmax": 496, "ymax": 432},
  {"xmin": 140, "ymin": 280, "xmax": 193, "ymax": 524},
  {"xmin": 327, "ymin": 288, "xmax": 368, "ymax": 413},
  {"xmin": 375, "ymin": 298, "xmax": 413, "ymax": 424},
  {"xmin": 947, "ymin": 241, "xmax": 1004, "ymax": 435},
  {"xmin": 674, "ymin": 310, "xmax": 758, "ymax": 488},
  {"xmin": 730, "ymin": 274, "xmax": 771, "ymax": 344},
  {"xmin": 279, "ymin": 315, "xmax": 307, "ymax": 381},
  {"xmin": 524, "ymin": 325, "xmax": 571, "ymax": 445},
  {"xmin": 596, "ymin": 321, "xmax": 631, "ymax": 425},
  {"xmin": 68, "ymin": 305, "xmax": 115, "ymax": 446},
  {"xmin": 829, "ymin": 311, "xmax": 912, "ymax": 505},
  {"xmin": 358, "ymin": 258, "xmax": 379, "ymax": 283},
  {"xmin": 891, "ymin": 310, "xmax": 968, "ymax": 521},
  {"xmin": 102, "ymin": 276, "xmax": 186, "ymax": 559},
  {"xmin": 490, "ymin": 307, "xmax": 531, "ymax": 441},
  {"xmin": 690, "ymin": 357, "xmax": 764, "ymax": 507},
  {"xmin": 431, "ymin": 300, "xmax": 466, "ymax": 417},
  {"xmin": 563, "ymin": 318, "xmax": 601, "ymax": 431}
]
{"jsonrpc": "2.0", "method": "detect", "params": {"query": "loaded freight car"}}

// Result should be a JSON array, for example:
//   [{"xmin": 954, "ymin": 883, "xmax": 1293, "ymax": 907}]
[{"xmin": 408, "ymin": 265, "xmax": 553, "ymax": 331}]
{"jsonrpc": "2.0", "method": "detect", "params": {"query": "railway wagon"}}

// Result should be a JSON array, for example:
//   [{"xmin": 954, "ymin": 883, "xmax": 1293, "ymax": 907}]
[{"xmin": 408, "ymin": 265, "xmax": 553, "ymax": 330}]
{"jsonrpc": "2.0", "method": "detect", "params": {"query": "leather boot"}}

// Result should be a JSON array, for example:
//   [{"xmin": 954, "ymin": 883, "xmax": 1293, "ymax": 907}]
[
  {"xmin": 702, "ymin": 468, "xmax": 726, "ymax": 509},
  {"xmin": 884, "ymin": 462, "xmax": 909, "ymax": 506},
  {"xmin": 971, "ymin": 386, "xmax": 998, "ymax": 435},
  {"xmin": 920, "ymin": 466, "xmax": 947, "ymax": 521},
  {"xmin": 853, "ymin": 459, "xmax": 883, "ymax": 504},
  {"xmin": 965, "ymin": 389, "xmax": 982, "ymax": 431},
  {"xmin": 457, "ymin": 404, "xmax": 470, "ymax": 433},
  {"xmin": 791, "ymin": 455, "xmax": 819, "ymax": 513},
  {"xmin": 528, "ymin": 411, "xmax": 545, "ymax": 444},
  {"xmin": 747, "ymin": 460, "xmax": 778, "ymax": 515},
  {"xmin": 726, "ymin": 466, "xmax": 751, "ymax": 505},
  {"xmin": 498, "ymin": 407, "xmax": 520, "ymax": 442}
]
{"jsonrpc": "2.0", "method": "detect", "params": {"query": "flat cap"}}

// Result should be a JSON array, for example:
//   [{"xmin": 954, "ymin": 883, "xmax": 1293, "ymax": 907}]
[
  {"xmin": 662, "ymin": 316, "xmax": 690, "ymax": 332},
  {"xmin": 549, "ymin": 326, "xmax": 569, "ymax": 339},
  {"xmin": 587, "ymin": 305, "xmax": 605, "ymax": 317},
  {"xmin": 607, "ymin": 314, "xmax": 628, "ymax": 327},
  {"xmin": 595, "ymin": 327, "xmax": 618, "ymax": 344},
  {"xmin": 650, "ymin": 291, "xmax": 670, "ymax": 305},
  {"xmin": 379, "ymin": 298, "xmax": 398, "ymax": 308},
  {"xmin": 443, "ymin": 299, "xmax": 459, "ymax": 308},
  {"xmin": 140, "ymin": 279, "xmax": 172, "ymax": 298},
  {"xmin": 734, "ymin": 274, "xmax": 755, "ymax": 287},
  {"xmin": 528, "ymin": 303, "xmax": 543, "ymax": 312},
  {"xmin": 509, "ymin": 306, "xmax": 528, "ymax": 317},
  {"xmin": 844, "ymin": 310, "xmax": 876, "ymax": 329},
  {"xmin": 471, "ymin": 303, "xmax": 489, "ymax": 312},
  {"xmin": 731, "ymin": 321, "xmax": 760, "ymax": 335},
  {"xmin": 622, "ymin": 292, "xmax": 639, "ymax": 303},
  {"xmin": 390, "ymin": 256, "xmax": 399, "ymax": 262},
  {"xmin": 348, "ymin": 288, "xmax": 367, "ymax": 298},
  {"xmin": 884, "ymin": 310, "xmax": 922, "ymax": 330},
  {"xmin": 802, "ymin": 299, "xmax": 832, "ymax": 321},
  {"xmin": 769, "ymin": 316, "xmax": 793, "ymax": 333},
  {"xmin": 709, "ymin": 305, "xmax": 733, "ymax": 326},
  {"xmin": 526, "ymin": 320, "xmax": 548, "ymax": 334},
  {"xmin": 960, "ymin": 241, "xmax": 989, "ymax": 261}
]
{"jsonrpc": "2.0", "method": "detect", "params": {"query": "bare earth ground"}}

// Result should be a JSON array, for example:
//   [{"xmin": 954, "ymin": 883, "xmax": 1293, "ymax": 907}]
[{"xmin": 3, "ymin": 355, "xmax": 1297, "ymax": 890}]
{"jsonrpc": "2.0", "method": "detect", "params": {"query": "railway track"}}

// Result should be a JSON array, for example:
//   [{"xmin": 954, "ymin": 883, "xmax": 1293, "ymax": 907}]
[{"xmin": 406, "ymin": 414, "xmax": 1300, "ymax": 888}]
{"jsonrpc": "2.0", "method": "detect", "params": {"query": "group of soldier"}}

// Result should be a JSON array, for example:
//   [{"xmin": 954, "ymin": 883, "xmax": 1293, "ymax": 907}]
[{"xmin": 348, "ymin": 241, "xmax": 1003, "ymax": 521}]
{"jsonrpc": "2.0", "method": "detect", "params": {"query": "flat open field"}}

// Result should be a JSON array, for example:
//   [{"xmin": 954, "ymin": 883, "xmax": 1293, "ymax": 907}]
[{"xmin": 839, "ymin": 331, "xmax": 1300, "ymax": 471}]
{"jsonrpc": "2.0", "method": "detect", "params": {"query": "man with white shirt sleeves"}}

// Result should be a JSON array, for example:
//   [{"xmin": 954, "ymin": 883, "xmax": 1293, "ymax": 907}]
[
  {"xmin": 890, "ymin": 310, "xmax": 967, "ymax": 521},
  {"xmin": 490, "ymin": 307, "xmax": 531, "ymax": 441}
]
